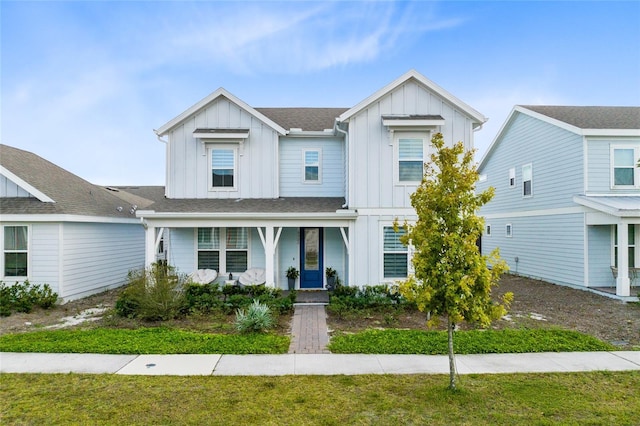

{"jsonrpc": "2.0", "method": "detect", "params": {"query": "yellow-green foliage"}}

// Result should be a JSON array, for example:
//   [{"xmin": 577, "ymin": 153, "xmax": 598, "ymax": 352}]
[{"xmin": 397, "ymin": 132, "xmax": 513, "ymax": 328}]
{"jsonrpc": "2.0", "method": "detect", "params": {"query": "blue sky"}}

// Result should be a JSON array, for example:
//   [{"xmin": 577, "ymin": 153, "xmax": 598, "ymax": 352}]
[{"xmin": 2, "ymin": 1, "xmax": 639, "ymax": 185}]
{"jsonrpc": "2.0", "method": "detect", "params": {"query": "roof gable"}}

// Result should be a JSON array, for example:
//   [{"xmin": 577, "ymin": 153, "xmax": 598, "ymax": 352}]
[
  {"xmin": 156, "ymin": 88, "xmax": 287, "ymax": 136},
  {"xmin": 479, "ymin": 105, "xmax": 640, "ymax": 170},
  {"xmin": 338, "ymin": 69, "xmax": 487, "ymax": 125}
]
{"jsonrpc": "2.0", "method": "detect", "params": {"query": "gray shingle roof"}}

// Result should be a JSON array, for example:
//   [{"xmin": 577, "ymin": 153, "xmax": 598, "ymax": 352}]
[
  {"xmin": 0, "ymin": 144, "xmax": 153, "ymax": 218},
  {"xmin": 142, "ymin": 197, "xmax": 346, "ymax": 214},
  {"xmin": 520, "ymin": 106, "xmax": 640, "ymax": 129},
  {"xmin": 256, "ymin": 108, "xmax": 348, "ymax": 131}
]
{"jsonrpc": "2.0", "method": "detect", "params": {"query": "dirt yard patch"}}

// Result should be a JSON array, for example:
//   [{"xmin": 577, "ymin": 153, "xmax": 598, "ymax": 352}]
[
  {"xmin": 326, "ymin": 274, "xmax": 640, "ymax": 348},
  {"xmin": 2, "ymin": 275, "xmax": 639, "ymax": 348}
]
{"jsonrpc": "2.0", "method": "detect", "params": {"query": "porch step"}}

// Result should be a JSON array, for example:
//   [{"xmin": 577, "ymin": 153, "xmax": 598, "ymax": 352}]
[{"xmin": 284, "ymin": 290, "xmax": 330, "ymax": 305}]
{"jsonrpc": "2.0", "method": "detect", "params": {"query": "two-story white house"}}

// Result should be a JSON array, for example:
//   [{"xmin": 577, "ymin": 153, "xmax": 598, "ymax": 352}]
[
  {"xmin": 138, "ymin": 70, "xmax": 487, "ymax": 289},
  {"xmin": 478, "ymin": 106, "xmax": 640, "ymax": 300}
]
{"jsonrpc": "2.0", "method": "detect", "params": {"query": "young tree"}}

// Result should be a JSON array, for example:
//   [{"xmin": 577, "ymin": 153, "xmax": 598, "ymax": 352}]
[{"xmin": 396, "ymin": 133, "xmax": 512, "ymax": 390}]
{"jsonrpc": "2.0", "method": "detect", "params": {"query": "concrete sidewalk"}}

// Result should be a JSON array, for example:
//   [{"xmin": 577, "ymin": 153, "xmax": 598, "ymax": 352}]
[{"xmin": 2, "ymin": 351, "xmax": 639, "ymax": 376}]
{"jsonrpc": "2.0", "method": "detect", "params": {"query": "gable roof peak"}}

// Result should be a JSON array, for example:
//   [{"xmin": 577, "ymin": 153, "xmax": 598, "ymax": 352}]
[
  {"xmin": 338, "ymin": 69, "xmax": 487, "ymax": 125},
  {"xmin": 156, "ymin": 87, "xmax": 287, "ymax": 136}
]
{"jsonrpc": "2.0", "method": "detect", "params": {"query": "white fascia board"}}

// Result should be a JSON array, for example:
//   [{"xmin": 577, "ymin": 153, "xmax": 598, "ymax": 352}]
[
  {"xmin": 136, "ymin": 211, "xmax": 358, "ymax": 221},
  {"xmin": 477, "ymin": 106, "xmax": 520, "ymax": 171},
  {"xmin": 0, "ymin": 214, "xmax": 142, "ymax": 224},
  {"xmin": 482, "ymin": 206, "xmax": 587, "ymax": 219},
  {"xmin": 155, "ymin": 88, "xmax": 287, "ymax": 136},
  {"xmin": 583, "ymin": 129, "xmax": 640, "ymax": 137},
  {"xmin": 0, "ymin": 166, "xmax": 55, "ymax": 203},
  {"xmin": 339, "ymin": 69, "xmax": 487, "ymax": 125},
  {"xmin": 286, "ymin": 130, "xmax": 338, "ymax": 137}
]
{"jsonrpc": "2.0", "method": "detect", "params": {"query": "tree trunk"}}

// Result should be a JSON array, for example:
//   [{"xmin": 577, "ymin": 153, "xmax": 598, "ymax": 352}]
[{"xmin": 447, "ymin": 316, "xmax": 456, "ymax": 390}]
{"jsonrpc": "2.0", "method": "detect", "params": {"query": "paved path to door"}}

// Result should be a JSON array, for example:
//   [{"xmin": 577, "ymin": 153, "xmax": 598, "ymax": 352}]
[{"xmin": 288, "ymin": 304, "xmax": 331, "ymax": 354}]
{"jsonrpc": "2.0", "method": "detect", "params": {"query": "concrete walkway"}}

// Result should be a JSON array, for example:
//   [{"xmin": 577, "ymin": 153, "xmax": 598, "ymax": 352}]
[{"xmin": 2, "ymin": 351, "xmax": 639, "ymax": 376}]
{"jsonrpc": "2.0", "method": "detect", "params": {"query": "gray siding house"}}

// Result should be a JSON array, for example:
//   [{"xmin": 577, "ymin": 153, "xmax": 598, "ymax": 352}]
[
  {"xmin": 139, "ymin": 70, "xmax": 486, "ymax": 289},
  {"xmin": 0, "ymin": 145, "xmax": 153, "ymax": 301},
  {"xmin": 477, "ymin": 106, "xmax": 640, "ymax": 299}
]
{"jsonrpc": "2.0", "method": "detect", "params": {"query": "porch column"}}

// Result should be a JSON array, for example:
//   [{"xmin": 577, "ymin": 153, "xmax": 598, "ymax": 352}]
[
  {"xmin": 264, "ymin": 226, "xmax": 275, "ymax": 288},
  {"xmin": 145, "ymin": 225, "xmax": 156, "ymax": 267},
  {"xmin": 616, "ymin": 222, "xmax": 630, "ymax": 297}
]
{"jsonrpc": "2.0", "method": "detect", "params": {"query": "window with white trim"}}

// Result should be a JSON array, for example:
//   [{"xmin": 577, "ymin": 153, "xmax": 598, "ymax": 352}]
[
  {"xmin": 398, "ymin": 136, "xmax": 425, "ymax": 182},
  {"xmin": 522, "ymin": 163, "xmax": 532, "ymax": 197},
  {"xmin": 383, "ymin": 226, "xmax": 408, "ymax": 278},
  {"xmin": 210, "ymin": 148, "xmax": 236, "ymax": 189},
  {"xmin": 303, "ymin": 150, "xmax": 321, "ymax": 183},
  {"xmin": 506, "ymin": 224, "xmax": 512, "ymax": 238},
  {"xmin": 197, "ymin": 228, "xmax": 248, "ymax": 273},
  {"xmin": 613, "ymin": 225, "xmax": 637, "ymax": 268},
  {"xmin": 611, "ymin": 147, "xmax": 639, "ymax": 188},
  {"xmin": 486, "ymin": 224, "xmax": 492, "ymax": 236},
  {"xmin": 4, "ymin": 226, "xmax": 28, "ymax": 277},
  {"xmin": 508, "ymin": 167, "xmax": 516, "ymax": 188}
]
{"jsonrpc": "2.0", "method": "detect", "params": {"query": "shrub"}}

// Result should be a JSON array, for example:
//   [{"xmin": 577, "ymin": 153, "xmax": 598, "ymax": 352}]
[
  {"xmin": 328, "ymin": 283, "xmax": 414, "ymax": 318},
  {"xmin": 235, "ymin": 300, "xmax": 274, "ymax": 333},
  {"xmin": 184, "ymin": 282, "xmax": 222, "ymax": 314},
  {"xmin": 0, "ymin": 281, "xmax": 58, "ymax": 316},
  {"xmin": 115, "ymin": 263, "xmax": 187, "ymax": 321}
]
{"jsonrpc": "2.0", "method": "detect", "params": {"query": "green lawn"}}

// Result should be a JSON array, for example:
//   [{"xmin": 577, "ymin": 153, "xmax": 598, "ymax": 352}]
[
  {"xmin": 328, "ymin": 328, "xmax": 616, "ymax": 354},
  {"xmin": 2, "ymin": 372, "xmax": 638, "ymax": 425},
  {"xmin": 0, "ymin": 327, "xmax": 616, "ymax": 355},
  {"xmin": 0, "ymin": 327, "xmax": 289, "ymax": 354}
]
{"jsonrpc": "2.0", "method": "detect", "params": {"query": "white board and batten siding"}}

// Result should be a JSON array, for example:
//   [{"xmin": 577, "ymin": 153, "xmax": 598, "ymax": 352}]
[
  {"xmin": 348, "ymin": 79, "xmax": 477, "ymax": 210},
  {"xmin": 586, "ymin": 137, "xmax": 640, "ymax": 194},
  {"xmin": 61, "ymin": 222, "xmax": 145, "ymax": 301},
  {"xmin": 279, "ymin": 137, "xmax": 345, "ymax": 197},
  {"xmin": 166, "ymin": 97, "xmax": 280, "ymax": 199}
]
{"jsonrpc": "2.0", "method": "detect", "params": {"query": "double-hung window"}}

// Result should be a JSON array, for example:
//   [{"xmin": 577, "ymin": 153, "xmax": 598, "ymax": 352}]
[
  {"xmin": 611, "ymin": 147, "xmax": 638, "ymax": 188},
  {"xmin": 225, "ymin": 228, "xmax": 248, "ymax": 272},
  {"xmin": 522, "ymin": 163, "xmax": 532, "ymax": 197},
  {"xmin": 303, "ymin": 150, "xmax": 321, "ymax": 183},
  {"xmin": 383, "ymin": 226, "xmax": 408, "ymax": 278},
  {"xmin": 398, "ymin": 137, "xmax": 424, "ymax": 182},
  {"xmin": 197, "ymin": 228, "xmax": 248, "ymax": 273},
  {"xmin": 211, "ymin": 148, "xmax": 236, "ymax": 189},
  {"xmin": 4, "ymin": 226, "xmax": 28, "ymax": 277}
]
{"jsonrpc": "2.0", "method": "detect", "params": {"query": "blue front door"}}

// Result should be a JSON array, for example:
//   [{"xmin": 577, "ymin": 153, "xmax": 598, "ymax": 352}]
[{"xmin": 300, "ymin": 227, "xmax": 323, "ymax": 289}]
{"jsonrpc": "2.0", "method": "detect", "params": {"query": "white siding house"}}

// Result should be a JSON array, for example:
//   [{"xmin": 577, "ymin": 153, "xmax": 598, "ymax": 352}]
[
  {"xmin": 139, "ymin": 70, "xmax": 486, "ymax": 289},
  {"xmin": 0, "ymin": 145, "xmax": 150, "ymax": 301},
  {"xmin": 478, "ymin": 106, "xmax": 640, "ymax": 300}
]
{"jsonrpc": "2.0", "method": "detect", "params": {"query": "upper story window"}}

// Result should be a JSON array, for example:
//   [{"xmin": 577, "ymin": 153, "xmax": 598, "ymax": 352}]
[
  {"xmin": 303, "ymin": 150, "xmax": 321, "ymax": 183},
  {"xmin": 382, "ymin": 226, "xmax": 408, "ymax": 278},
  {"xmin": 398, "ymin": 137, "xmax": 425, "ymax": 182},
  {"xmin": 522, "ymin": 163, "xmax": 532, "ymax": 197},
  {"xmin": 508, "ymin": 167, "xmax": 516, "ymax": 188},
  {"xmin": 211, "ymin": 148, "xmax": 236, "ymax": 189},
  {"xmin": 506, "ymin": 224, "xmax": 513, "ymax": 238},
  {"xmin": 4, "ymin": 226, "xmax": 28, "ymax": 277},
  {"xmin": 611, "ymin": 147, "xmax": 639, "ymax": 188}
]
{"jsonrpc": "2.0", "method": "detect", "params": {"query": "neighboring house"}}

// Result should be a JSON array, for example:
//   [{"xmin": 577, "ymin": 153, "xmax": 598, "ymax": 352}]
[
  {"xmin": 477, "ymin": 106, "xmax": 640, "ymax": 299},
  {"xmin": 138, "ymin": 69, "xmax": 487, "ymax": 289},
  {"xmin": 0, "ymin": 144, "xmax": 154, "ymax": 301}
]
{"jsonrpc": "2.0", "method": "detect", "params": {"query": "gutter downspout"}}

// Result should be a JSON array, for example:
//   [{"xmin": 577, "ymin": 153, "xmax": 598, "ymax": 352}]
[{"xmin": 335, "ymin": 120, "xmax": 349, "ymax": 208}]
